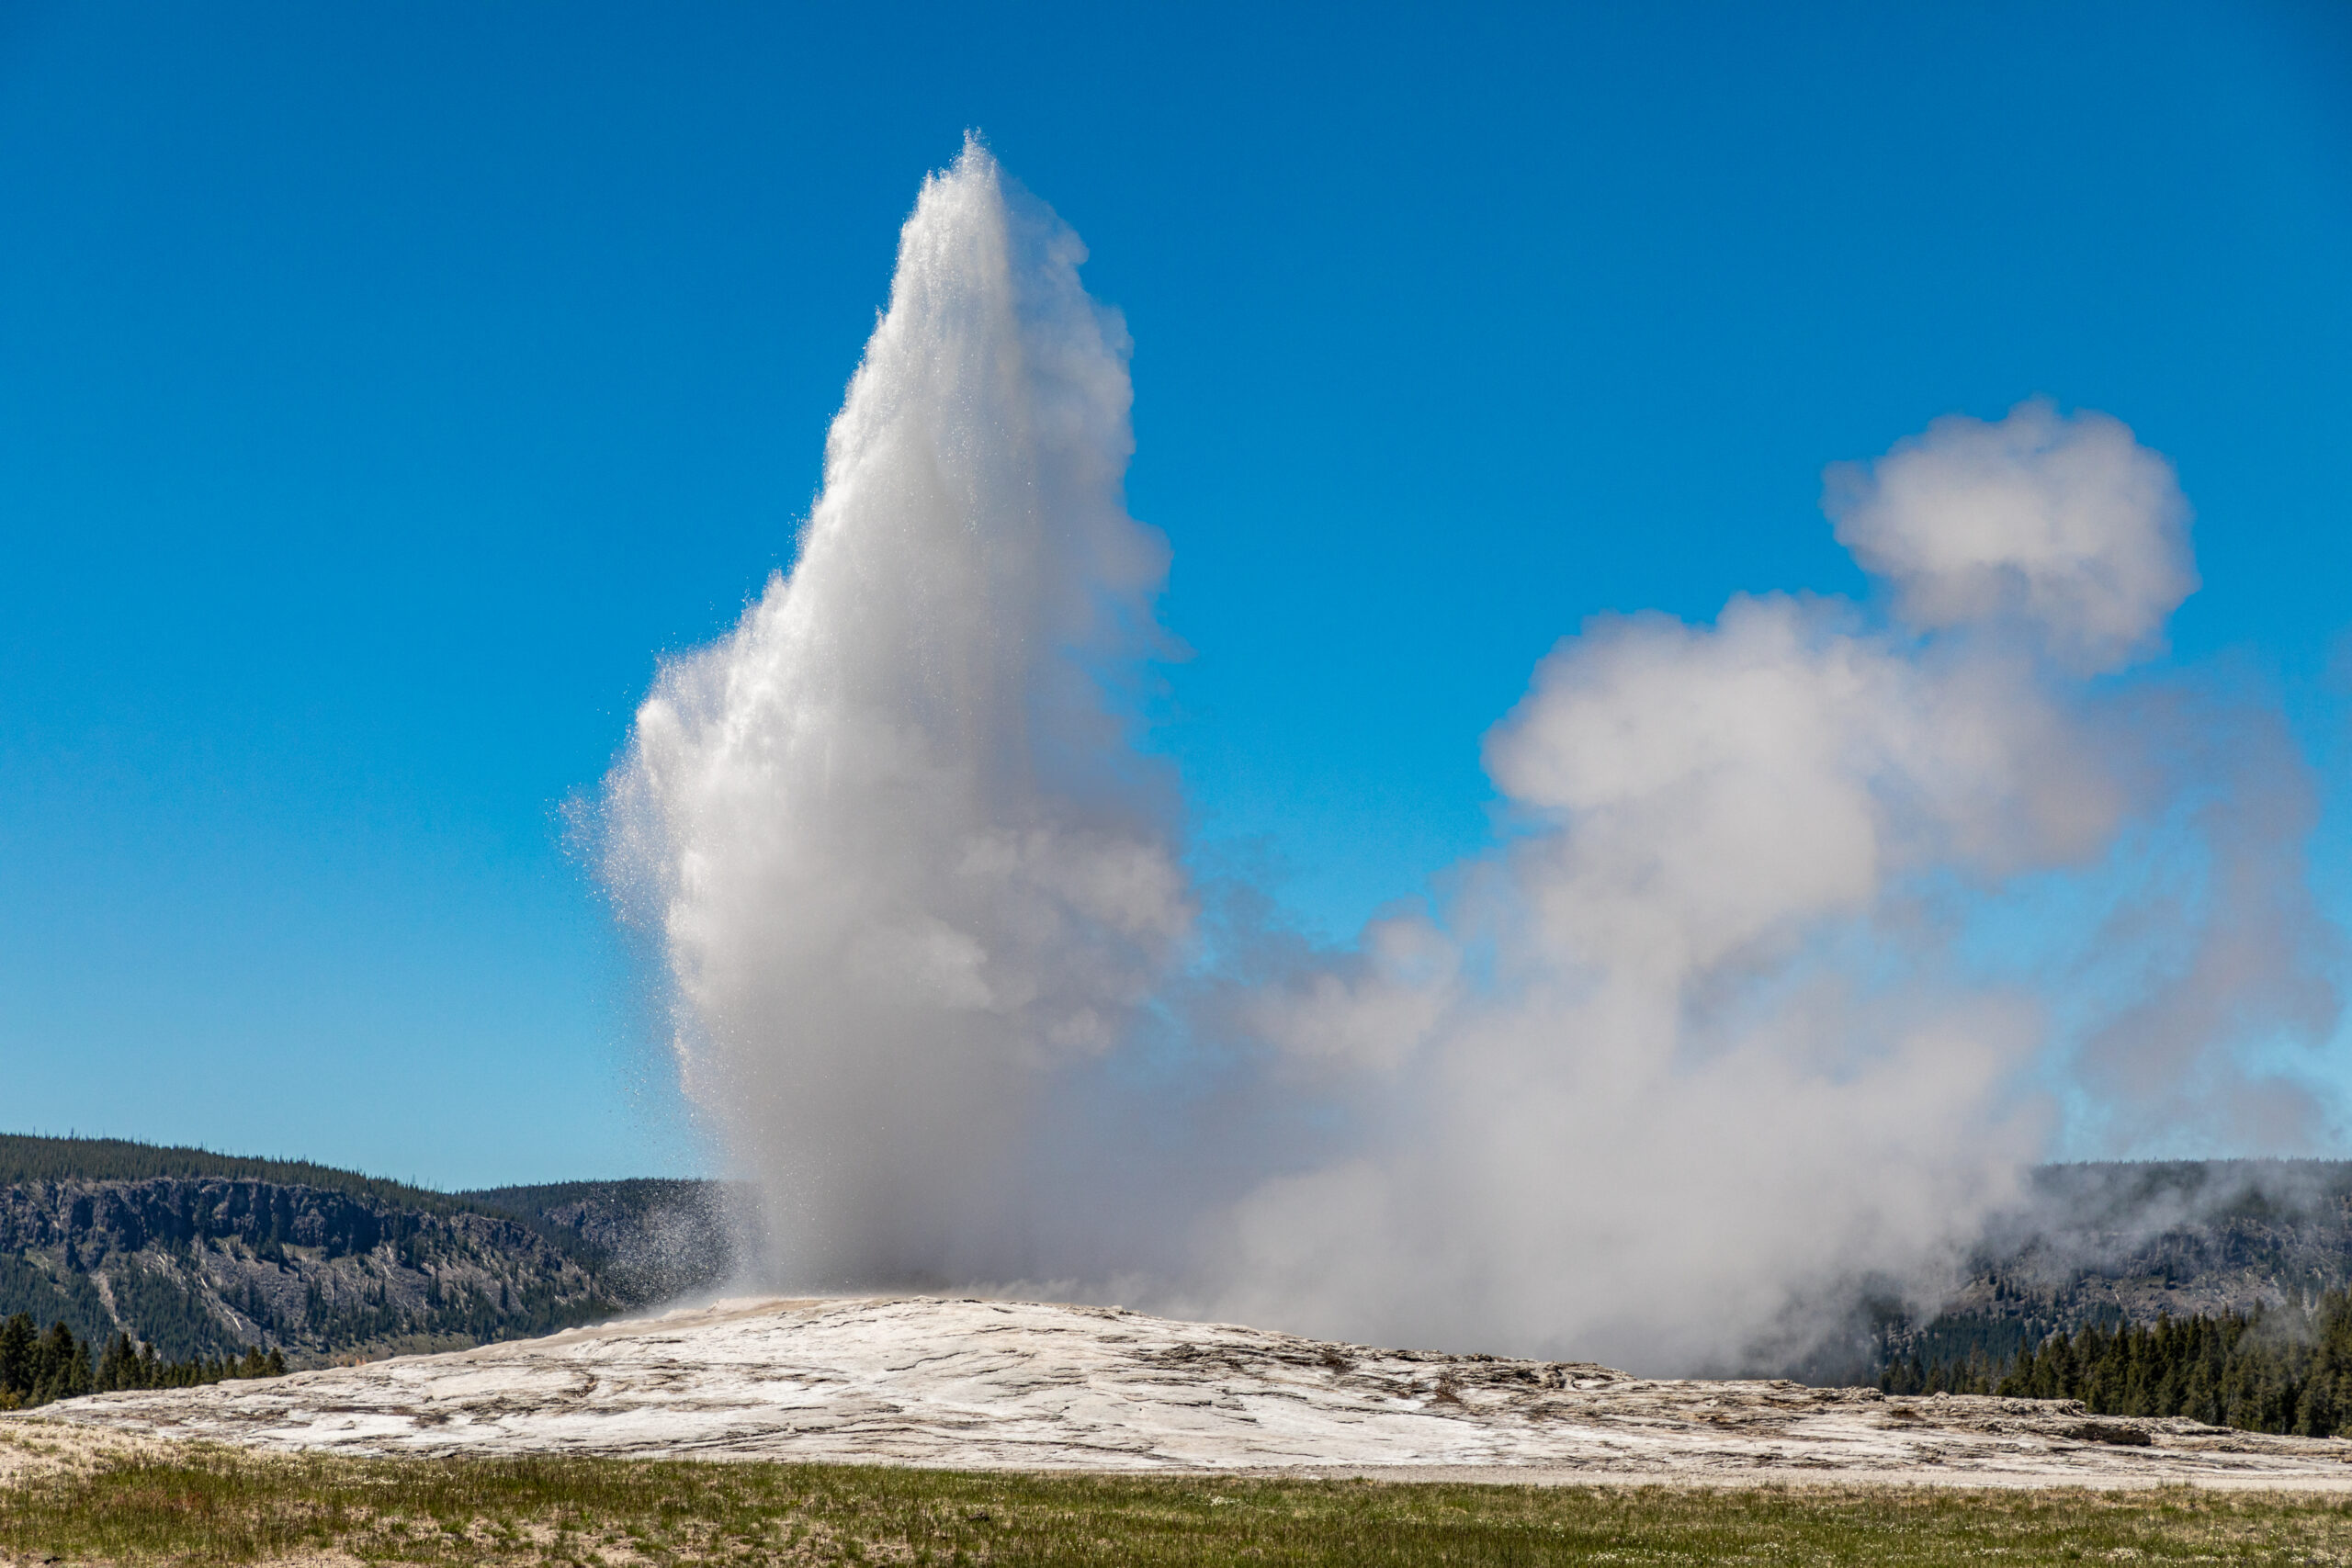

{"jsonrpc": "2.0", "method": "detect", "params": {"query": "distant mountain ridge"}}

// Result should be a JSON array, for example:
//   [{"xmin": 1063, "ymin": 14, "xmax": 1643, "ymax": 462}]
[
  {"xmin": 1796, "ymin": 1158, "xmax": 2352, "ymax": 1385},
  {"xmin": 0, "ymin": 1134, "xmax": 730, "ymax": 1366},
  {"xmin": 13, "ymin": 1134, "xmax": 2349, "ymax": 1382},
  {"xmin": 0, "ymin": 1134, "xmax": 479, "ymax": 1212}
]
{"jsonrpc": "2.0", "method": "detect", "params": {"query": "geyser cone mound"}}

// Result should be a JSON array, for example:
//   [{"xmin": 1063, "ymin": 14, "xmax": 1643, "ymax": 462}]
[{"xmin": 32, "ymin": 1297, "xmax": 2352, "ymax": 1484}]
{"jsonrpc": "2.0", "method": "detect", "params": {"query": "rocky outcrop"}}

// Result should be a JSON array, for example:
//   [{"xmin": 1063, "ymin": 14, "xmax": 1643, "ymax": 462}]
[
  {"xmin": 3, "ymin": 1176, "xmax": 478, "ymax": 1258},
  {"xmin": 0, "ymin": 1177, "xmax": 623, "ymax": 1365}
]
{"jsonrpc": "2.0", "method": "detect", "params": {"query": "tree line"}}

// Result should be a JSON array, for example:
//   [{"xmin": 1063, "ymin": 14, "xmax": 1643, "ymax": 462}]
[
  {"xmin": 0, "ymin": 1131, "xmax": 472, "ymax": 1216},
  {"xmin": 0, "ymin": 1313, "xmax": 285, "ymax": 1410},
  {"xmin": 1885, "ymin": 1288, "xmax": 2352, "ymax": 1437}
]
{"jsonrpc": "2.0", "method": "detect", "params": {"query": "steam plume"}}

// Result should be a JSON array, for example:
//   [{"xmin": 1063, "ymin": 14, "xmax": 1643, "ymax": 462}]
[
  {"xmin": 603, "ymin": 141, "xmax": 1188, "ymax": 1287},
  {"xmin": 601, "ymin": 145, "xmax": 2344, "ymax": 1371}
]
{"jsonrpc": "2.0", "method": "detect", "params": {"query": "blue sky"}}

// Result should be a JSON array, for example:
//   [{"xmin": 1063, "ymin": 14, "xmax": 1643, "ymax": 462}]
[{"xmin": 2, "ymin": 1, "xmax": 2346, "ymax": 1188}]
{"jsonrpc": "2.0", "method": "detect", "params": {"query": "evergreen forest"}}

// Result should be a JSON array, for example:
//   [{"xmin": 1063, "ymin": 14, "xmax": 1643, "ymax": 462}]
[
  {"xmin": 1886, "ymin": 1290, "xmax": 2352, "ymax": 1437},
  {"xmin": 0, "ymin": 1312, "xmax": 284, "ymax": 1410},
  {"xmin": 0, "ymin": 1134, "xmax": 469, "ymax": 1213}
]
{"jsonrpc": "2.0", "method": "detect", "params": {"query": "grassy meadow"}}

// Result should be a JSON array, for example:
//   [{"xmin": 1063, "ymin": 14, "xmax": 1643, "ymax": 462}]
[{"xmin": 6, "ymin": 1432, "xmax": 2352, "ymax": 1565}]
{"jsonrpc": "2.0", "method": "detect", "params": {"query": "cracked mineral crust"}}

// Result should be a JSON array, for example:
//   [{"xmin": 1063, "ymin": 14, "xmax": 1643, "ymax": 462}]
[{"xmin": 22, "ymin": 1296, "xmax": 2352, "ymax": 1485}]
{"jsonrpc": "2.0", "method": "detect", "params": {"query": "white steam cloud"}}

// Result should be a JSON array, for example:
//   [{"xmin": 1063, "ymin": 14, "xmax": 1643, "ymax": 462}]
[
  {"xmin": 602, "ymin": 145, "xmax": 1188, "ymax": 1287},
  {"xmin": 600, "ymin": 143, "xmax": 2344, "ymax": 1371},
  {"xmin": 1825, "ymin": 399, "xmax": 2198, "ymax": 673}
]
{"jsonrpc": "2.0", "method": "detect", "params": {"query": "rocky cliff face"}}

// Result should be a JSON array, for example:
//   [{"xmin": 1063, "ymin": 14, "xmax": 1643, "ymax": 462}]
[{"xmin": 0, "ymin": 1177, "xmax": 624, "ymax": 1365}]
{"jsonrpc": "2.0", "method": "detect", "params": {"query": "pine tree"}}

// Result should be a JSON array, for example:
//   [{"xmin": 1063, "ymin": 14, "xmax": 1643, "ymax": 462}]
[
  {"xmin": 0, "ymin": 1313, "xmax": 32, "ymax": 1400},
  {"xmin": 96, "ymin": 1331, "xmax": 137, "ymax": 1392}
]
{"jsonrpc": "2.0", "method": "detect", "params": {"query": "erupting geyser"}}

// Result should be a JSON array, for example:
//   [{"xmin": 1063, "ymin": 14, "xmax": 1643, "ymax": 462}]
[
  {"xmin": 600, "ymin": 141, "xmax": 2340, "ymax": 1374},
  {"xmin": 601, "ymin": 141, "xmax": 1189, "ymax": 1291}
]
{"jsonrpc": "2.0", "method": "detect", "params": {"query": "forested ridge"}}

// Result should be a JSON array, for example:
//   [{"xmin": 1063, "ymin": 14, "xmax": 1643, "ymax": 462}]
[
  {"xmin": 0, "ymin": 1134, "xmax": 467, "ymax": 1212},
  {"xmin": 1887, "ymin": 1291, "xmax": 2352, "ymax": 1438},
  {"xmin": 0, "ymin": 1134, "xmax": 728, "ymax": 1374},
  {"xmin": 1796, "ymin": 1158, "xmax": 2352, "ymax": 1417}
]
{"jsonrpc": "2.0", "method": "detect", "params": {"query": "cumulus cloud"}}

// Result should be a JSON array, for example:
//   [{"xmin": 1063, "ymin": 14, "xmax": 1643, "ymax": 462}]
[{"xmin": 599, "ymin": 146, "xmax": 2344, "ymax": 1373}]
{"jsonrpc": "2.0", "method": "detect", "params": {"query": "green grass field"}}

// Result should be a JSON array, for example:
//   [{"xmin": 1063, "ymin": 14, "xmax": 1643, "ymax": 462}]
[{"xmin": 6, "ymin": 1440, "xmax": 2352, "ymax": 1565}]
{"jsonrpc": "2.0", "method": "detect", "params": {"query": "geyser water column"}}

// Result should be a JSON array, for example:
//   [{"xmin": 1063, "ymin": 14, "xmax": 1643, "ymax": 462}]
[{"xmin": 601, "ymin": 142, "xmax": 1189, "ymax": 1290}]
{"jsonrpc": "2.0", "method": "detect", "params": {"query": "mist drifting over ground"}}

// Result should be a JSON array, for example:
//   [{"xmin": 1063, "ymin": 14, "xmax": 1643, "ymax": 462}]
[{"xmin": 598, "ymin": 143, "xmax": 2344, "ymax": 1374}]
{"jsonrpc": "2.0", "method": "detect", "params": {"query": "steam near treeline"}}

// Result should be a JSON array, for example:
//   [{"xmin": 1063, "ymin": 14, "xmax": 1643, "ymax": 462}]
[
  {"xmin": 1888, "ymin": 1296, "xmax": 2352, "ymax": 1440},
  {"xmin": 597, "ymin": 141, "xmax": 2345, "ymax": 1374}
]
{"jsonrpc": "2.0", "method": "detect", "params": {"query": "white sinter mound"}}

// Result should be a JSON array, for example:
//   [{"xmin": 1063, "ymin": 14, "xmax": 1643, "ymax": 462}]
[{"xmin": 28, "ymin": 1297, "xmax": 2352, "ymax": 1486}]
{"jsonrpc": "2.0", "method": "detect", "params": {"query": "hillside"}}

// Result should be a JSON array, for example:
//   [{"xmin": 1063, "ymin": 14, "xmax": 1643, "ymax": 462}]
[
  {"xmin": 0, "ymin": 1134, "xmax": 475, "ymax": 1208},
  {"xmin": 458, "ymin": 1179, "xmax": 735, "ymax": 1306},
  {"xmin": 0, "ymin": 1136, "xmax": 729, "ymax": 1366},
  {"xmin": 1803, "ymin": 1160, "xmax": 2352, "ymax": 1386}
]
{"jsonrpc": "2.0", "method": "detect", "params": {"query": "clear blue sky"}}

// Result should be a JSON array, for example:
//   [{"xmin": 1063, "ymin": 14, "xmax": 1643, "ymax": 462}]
[{"xmin": 3, "ymin": 1, "xmax": 2346, "ymax": 1188}]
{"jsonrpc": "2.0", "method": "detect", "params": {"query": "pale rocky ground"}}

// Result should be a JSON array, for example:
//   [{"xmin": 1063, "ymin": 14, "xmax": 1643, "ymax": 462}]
[{"xmin": 21, "ymin": 1296, "xmax": 2352, "ymax": 1487}]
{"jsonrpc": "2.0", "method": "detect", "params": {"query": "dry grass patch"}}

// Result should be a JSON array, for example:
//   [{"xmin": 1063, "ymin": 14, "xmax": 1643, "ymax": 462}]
[{"xmin": 6, "ymin": 1441, "xmax": 2352, "ymax": 1564}]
